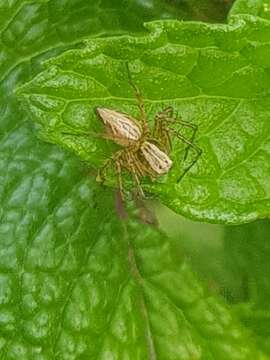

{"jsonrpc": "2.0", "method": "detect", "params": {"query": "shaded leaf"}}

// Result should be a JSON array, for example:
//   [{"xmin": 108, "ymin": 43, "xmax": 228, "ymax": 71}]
[
  {"xmin": 224, "ymin": 220, "xmax": 270, "ymax": 356},
  {"xmin": 224, "ymin": 220, "xmax": 270, "ymax": 305},
  {"xmin": 233, "ymin": 303, "xmax": 270, "ymax": 356},
  {"xmin": 155, "ymin": 206, "xmax": 270, "ymax": 356},
  {"xmin": 168, "ymin": 0, "xmax": 235, "ymax": 22}
]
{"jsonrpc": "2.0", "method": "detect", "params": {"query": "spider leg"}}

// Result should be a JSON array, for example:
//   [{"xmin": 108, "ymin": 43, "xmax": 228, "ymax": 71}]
[
  {"xmin": 173, "ymin": 120, "xmax": 198, "ymax": 161},
  {"xmin": 154, "ymin": 109, "xmax": 199, "ymax": 160},
  {"xmin": 159, "ymin": 106, "xmax": 174, "ymax": 118},
  {"xmin": 115, "ymin": 158, "xmax": 124, "ymax": 200},
  {"xmin": 153, "ymin": 111, "xmax": 173, "ymax": 151},
  {"xmin": 97, "ymin": 147, "xmax": 146, "ymax": 198},
  {"xmin": 170, "ymin": 129, "xmax": 202, "ymax": 183},
  {"xmin": 125, "ymin": 62, "xmax": 149, "ymax": 135},
  {"xmin": 154, "ymin": 107, "xmax": 174, "ymax": 126},
  {"xmin": 125, "ymin": 151, "xmax": 145, "ymax": 198},
  {"xmin": 131, "ymin": 166, "xmax": 145, "ymax": 198},
  {"xmin": 96, "ymin": 158, "xmax": 111, "ymax": 184},
  {"xmin": 96, "ymin": 150, "xmax": 123, "ymax": 184},
  {"xmin": 134, "ymin": 149, "xmax": 158, "ymax": 182}
]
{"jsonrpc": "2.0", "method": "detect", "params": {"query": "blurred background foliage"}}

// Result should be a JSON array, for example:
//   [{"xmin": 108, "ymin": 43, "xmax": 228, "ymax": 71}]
[
  {"xmin": 153, "ymin": 203, "xmax": 270, "ymax": 355},
  {"xmin": 164, "ymin": 0, "xmax": 235, "ymax": 21},
  {"xmin": 111, "ymin": 0, "xmax": 236, "ymax": 31}
]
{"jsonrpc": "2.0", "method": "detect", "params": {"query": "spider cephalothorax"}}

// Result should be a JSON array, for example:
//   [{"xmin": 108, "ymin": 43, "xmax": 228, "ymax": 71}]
[{"xmin": 95, "ymin": 63, "xmax": 201, "ymax": 198}]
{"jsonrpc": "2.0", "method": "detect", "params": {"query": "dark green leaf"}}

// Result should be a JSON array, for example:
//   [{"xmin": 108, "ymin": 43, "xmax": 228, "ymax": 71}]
[
  {"xmin": 233, "ymin": 303, "xmax": 270, "ymax": 356},
  {"xmin": 0, "ymin": 188, "xmax": 267, "ymax": 359},
  {"xmin": 224, "ymin": 220, "xmax": 270, "ymax": 305},
  {"xmin": 168, "ymin": 0, "xmax": 235, "ymax": 22},
  {"xmin": 156, "ymin": 204, "xmax": 270, "ymax": 357},
  {"xmin": 223, "ymin": 220, "xmax": 270, "ymax": 356}
]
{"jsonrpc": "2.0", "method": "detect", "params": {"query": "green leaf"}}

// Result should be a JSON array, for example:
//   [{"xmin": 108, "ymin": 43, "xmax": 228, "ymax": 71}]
[
  {"xmin": 223, "ymin": 220, "xmax": 270, "ymax": 356},
  {"xmin": 229, "ymin": 0, "xmax": 270, "ymax": 20},
  {"xmin": 153, "ymin": 202, "xmax": 236, "ymax": 299},
  {"xmin": 17, "ymin": 15, "xmax": 270, "ymax": 224},
  {"xmin": 233, "ymin": 303, "xmax": 270, "ymax": 356},
  {"xmin": 155, "ymin": 203, "xmax": 270, "ymax": 356},
  {"xmin": 156, "ymin": 203, "xmax": 270, "ymax": 304},
  {"xmin": 0, "ymin": 189, "xmax": 267, "ymax": 359},
  {"xmin": 1, "ymin": 1, "xmax": 269, "ymax": 358},
  {"xmin": 0, "ymin": 1, "xmax": 184, "ymax": 358},
  {"xmin": 155, "ymin": 201, "xmax": 270, "ymax": 355},
  {"xmin": 224, "ymin": 220, "xmax": 270, "ymax": 305},
  {"xmin": 0, "ymin": 0, "xmax": 191, "ymax": 90}
]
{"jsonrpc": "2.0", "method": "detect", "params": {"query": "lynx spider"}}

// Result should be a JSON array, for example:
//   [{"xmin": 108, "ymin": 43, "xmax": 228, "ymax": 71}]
[{"xmin": 95, "ymin": 63, "xmax": 202, "ymax": 198}]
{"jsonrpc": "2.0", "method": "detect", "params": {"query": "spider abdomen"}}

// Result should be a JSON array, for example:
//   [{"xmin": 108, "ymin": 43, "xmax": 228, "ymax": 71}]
[
  {"xmin": 95, "ymin": 107, "xmax": 142, "ymax": 143},
  {"xmin": 140, "ymin": 141, "xmax": 172, "ymax": 175}
]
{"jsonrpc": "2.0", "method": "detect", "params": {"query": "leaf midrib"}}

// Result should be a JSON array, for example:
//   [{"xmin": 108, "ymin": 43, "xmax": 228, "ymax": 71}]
[{"xmin": 123, "ymin": 223, "xmax": 157, "ymax": 360}]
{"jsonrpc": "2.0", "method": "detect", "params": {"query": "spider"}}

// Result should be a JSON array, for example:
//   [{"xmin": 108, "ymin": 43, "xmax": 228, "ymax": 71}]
[{"xmin": 95, "ymin": 63, "xmax": 202, "ymax": 198}]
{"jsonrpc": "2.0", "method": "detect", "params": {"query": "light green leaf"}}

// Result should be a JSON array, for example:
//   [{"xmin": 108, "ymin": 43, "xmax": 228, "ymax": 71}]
[
  {"xmin": 18, "ymin": 15, "xmax": 270, "ymax": 224},
  {"xmin": 229, "ymin": 0, "xmax": 270, "ymax": 20}
]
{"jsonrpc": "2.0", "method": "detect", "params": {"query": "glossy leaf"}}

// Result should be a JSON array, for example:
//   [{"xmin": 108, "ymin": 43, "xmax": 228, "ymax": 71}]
[{"xmin": 18, "ymin": 15, "xmax": 270, "ymax": 224}]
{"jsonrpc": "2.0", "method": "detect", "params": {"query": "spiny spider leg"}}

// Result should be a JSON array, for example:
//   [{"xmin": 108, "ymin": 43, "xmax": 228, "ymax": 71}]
[
  {"xmin": 153, "ymin": 112, "xmax": 173, "ymax": 151},
  {"xmin": 170, "ymin": 129, "xmax": 202, "ymax": 182},
  {"xmin": 161, "ymin": 107, "xmax": 198, "ymax": 159},
  {"xmin": 125, "ymin": 151, "xmax": 145, "ymax": 198},
  {"xmin": 97, "ymin": 149, "xmax": 146, "ymax": 199},
  {"xmin": 174, "ymin": 120, "xmax": 198, "ymax": 161},
  {"xmin": 156, "ymin": 106, "xmax": 174, "ymax": 119},
  {"xmin": 96, "ymin": 150, "xmax": 123, "ymax": 184},
  {"xmin": 131, "ymin": 163, "xmax": 145, "ymax": 198},
  {"xmin": 155, "ymin": 106, "xmax": 174, "ymax": 123},
  {"xmin": 125, "ymin": 62, "xmax": 149, "ymax": 135},
  {"xmin": 154, "ymin": 108, "xmax": 199, "ymax": 160},
  {"xmin": 115, "ymin": 159, "xmax": 124, "ymax": 200}
]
